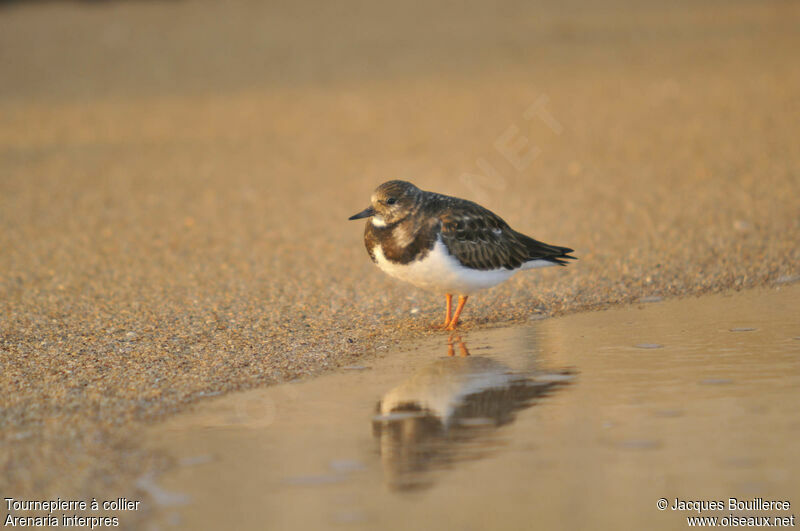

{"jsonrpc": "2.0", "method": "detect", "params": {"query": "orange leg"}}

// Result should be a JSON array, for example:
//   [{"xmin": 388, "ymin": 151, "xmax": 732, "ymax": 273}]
[
  {"xmin": 436, "ymin": 293, "xmax": 453, "ymax": 328},
  {"xmin": 445, "ymin": 295, "xmax": 469, "ymax": 331}
]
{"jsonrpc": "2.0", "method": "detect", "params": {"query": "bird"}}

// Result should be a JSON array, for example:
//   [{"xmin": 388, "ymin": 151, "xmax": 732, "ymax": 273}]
[{"xmin": 348, "ymin": 180, "xmax": 576, "ymax": 330}]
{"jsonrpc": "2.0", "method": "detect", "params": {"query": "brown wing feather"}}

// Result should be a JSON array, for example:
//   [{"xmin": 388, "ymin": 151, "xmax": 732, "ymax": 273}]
[
  {"xmin": 439, "ymin": 201, "xmax": 530, "ymax": 271},
  {"xmin": 437, "ymin": 197, "xmax": 576, "ymax": 270}
]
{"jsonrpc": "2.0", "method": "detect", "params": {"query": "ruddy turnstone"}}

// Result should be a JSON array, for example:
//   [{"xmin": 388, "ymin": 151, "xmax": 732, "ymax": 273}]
[{"xmin": 349, "ymin": 180, "xmax": 576, "ymax": 330}]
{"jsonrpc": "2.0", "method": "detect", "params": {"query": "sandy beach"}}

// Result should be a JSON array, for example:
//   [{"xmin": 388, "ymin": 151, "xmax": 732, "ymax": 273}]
[{"xmin": 1, "ymin": 0, "xmax": 799, "ymax": 508}]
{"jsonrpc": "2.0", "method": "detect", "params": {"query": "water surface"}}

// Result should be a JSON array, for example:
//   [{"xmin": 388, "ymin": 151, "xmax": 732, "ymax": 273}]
[{"xmin": 145, "ymin": 286, "xmax": 799, "ymax": 530}]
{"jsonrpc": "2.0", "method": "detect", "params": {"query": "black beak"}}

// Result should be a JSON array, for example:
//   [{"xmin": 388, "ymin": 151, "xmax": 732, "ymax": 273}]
[{"xmin": 348, "ymin": 206, "xmax": 375, "ymax": 220}]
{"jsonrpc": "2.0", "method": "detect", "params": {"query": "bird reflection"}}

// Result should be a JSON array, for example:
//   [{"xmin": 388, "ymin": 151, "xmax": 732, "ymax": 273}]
[{"xmin": 372, "ymin": 335, "xmax": 574, "ymax": 491}]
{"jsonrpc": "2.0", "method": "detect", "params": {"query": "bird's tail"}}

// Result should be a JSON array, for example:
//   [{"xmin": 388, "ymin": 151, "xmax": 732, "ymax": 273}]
[{"xmin": 515, "ymin": 232, "xmax": 577, "ymax": 266}]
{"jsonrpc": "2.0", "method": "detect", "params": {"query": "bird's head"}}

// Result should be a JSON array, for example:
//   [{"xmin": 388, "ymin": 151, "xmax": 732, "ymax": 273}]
[{"xmin": 348, "ymin": 180, "xmax": 421, "ymax": 227}]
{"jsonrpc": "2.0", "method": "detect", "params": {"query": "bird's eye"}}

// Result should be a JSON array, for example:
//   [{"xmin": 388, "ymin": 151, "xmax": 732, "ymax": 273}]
[{"xmin": 386, "ymin": 197, "xmax": 397, "ymax": 205}]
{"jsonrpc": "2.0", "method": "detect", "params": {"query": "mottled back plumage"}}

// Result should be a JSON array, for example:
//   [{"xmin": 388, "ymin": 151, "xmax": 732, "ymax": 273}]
[{"xmin": 361, "ymin": 181, "xmax": 575, "ymax": 271}]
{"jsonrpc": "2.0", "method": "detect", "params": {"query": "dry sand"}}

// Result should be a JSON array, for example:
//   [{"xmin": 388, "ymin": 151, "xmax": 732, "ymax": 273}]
[{"xmin": 1, "ymin": 0, "xmax": 799, "ymax": 503}]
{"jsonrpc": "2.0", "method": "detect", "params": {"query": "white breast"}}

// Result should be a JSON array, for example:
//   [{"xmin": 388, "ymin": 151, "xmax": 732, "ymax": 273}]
[{"xmin": 372, "ymin": 237, "xmax": 524, "ymax": 295}]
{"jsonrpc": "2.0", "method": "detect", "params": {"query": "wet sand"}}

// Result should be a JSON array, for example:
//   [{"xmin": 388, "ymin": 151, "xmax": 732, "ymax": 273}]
[
  {"xmin": 144, "ymin": 285, "xmax": 800, "ymax": 530},
  {"xmin": 1, "ymin": 0, "xmax": 799, "ymax": 510}
]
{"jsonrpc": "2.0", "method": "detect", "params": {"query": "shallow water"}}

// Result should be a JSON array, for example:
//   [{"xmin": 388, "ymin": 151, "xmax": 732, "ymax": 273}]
[{"xmin": 144, "ymin": 286, "xmax": 799, "ymax": 530}]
